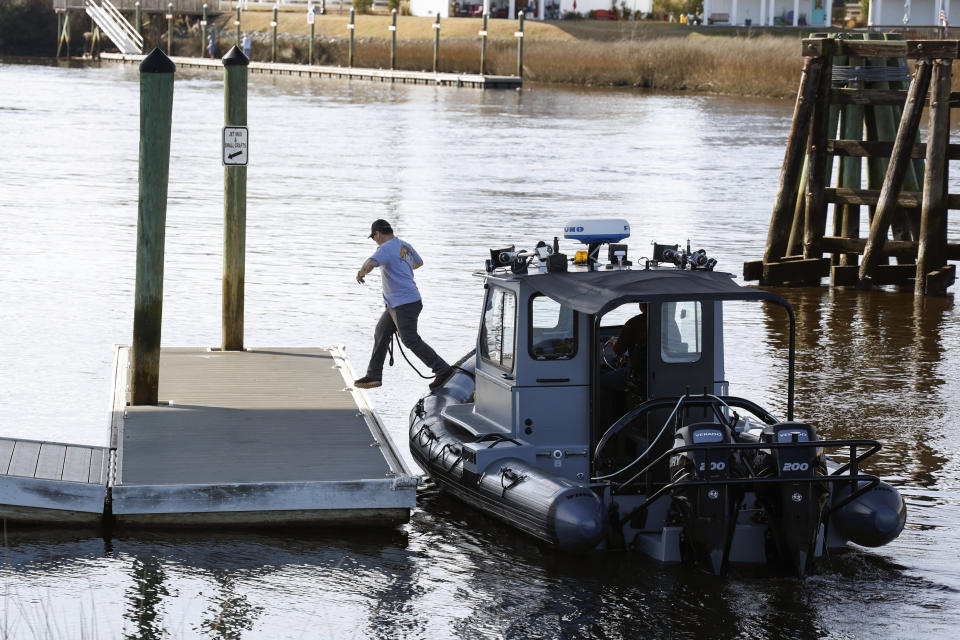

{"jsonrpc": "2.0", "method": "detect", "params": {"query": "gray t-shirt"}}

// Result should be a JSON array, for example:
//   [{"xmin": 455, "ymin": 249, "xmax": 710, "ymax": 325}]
[{"xmin": 371, "ymin": 237, "xmax": 422, "ymax": 308}]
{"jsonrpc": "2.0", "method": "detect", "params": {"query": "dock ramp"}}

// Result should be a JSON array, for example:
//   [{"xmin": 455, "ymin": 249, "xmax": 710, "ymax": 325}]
[
  {"xmin": 0, "ymin": 346, "xmax": 417, "ymax": 529},
  {"xmin": 0, "ymin": 439, "xmax": 108, "ymax": 524},
  {"xmin": 84, "ymin": 0, "xmax": 142, "ymax": 55}
]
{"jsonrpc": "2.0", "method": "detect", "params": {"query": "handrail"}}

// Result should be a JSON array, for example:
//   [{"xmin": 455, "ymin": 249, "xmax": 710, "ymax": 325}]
[
  {"xmin": 101, "ymin": 0, "xmax": 143, "ymax": 49},
  {"xmin": 85, "ymin": 1, "xmax": 139, "ymax": 54},
  {"xmin": 614, "ymin": 437, "xmax": 882, "ymax": 492},
  {"xmin": 619, "ymin": 473, "xmax": 882, "ymax": 527}
]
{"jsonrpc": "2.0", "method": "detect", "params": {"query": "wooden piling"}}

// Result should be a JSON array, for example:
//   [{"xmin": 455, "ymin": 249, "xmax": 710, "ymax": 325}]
[
  {"xmin": 57, "ymin": 12, "xmax": 71, "ymax": 59},
  {"xmin": 433, "ymin": 14, "xmax": 440, "ymax": 73},
  {"xmin": 480, "ymin": 13, "xmax": 488, "ymax": 76},
  {"xmin": 131, "ymin": 49, "xmax": 176, "ymax": 406},
  {"xmin": 166, "ymin": 3, "xmax": 173, "ymax": 55},
  {"xmin": 135, "ymin": 2, "xmax": 142, "ymax": 39},
  {"xmin": 517, "ymin": 12, "xmax": 525, "ymax": 78},
  {"xmin": 785, "ymin": 154, "xmax": 808, "ymax": 257},
  {"xmin": 309, "ymin": 7, "xmax": 315, "ymax": 66},
  {"xmin": 272, "ymin": 5, "xmax": 278, "ymax": 63},
  {"xmin": 348, "ymin": 8, "xmax": 355, "ymax": 68},
  {"xmin": 390, "ymin": 9, "xmax": 397, "ymax": 71},
  {"xmin": 838, "ymin": 55, "xmax": 864, "ymax": 266},
  {"xmin": 201, "ymin": 4, "xmax": 208, "ymax": 59},
  {"xmin": 762, "ymin": 56, "xmax": 822, "ymax": 265},
  {"xmin": 222, "ymin": 46, "xmax": 249, "ymax": 352},
  {"xmin": 236, "ymin": 5, "xmax": 241, "ymax": 45},
  {"xmin": 748, "ymin": 36, "xmax": 956, "ymax": 294},
  {"xmin": 858, "ymin": 59, "xmax": 932, "ymax": 287},
  {"xmin": 802, "ymin": 48, "xmax": 834, "ymax": 262},
  {"xmin": 888, "ymin": 35, "xmax": 924, "ymax": 242},
  {"xmin": 916, "ymin": 59, "xmax": 952, "ymax": 295}
]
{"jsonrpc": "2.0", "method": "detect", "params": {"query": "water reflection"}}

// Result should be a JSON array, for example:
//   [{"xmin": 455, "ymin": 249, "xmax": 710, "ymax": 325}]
[{"xmin": 758, "ymin": 287, "xmax": 954, "ymax": 481}]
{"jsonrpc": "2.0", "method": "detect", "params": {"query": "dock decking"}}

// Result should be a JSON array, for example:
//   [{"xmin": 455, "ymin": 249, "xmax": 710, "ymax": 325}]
[
  {"xmin": 0, "ymin": 346, "xmax": 417, "ymax": 529},
  {"xmin": 0, "ymin": 439, "xmax": 109, "ymax": 524},
  {"xmin": 99, "ymin": 53, "xmax": 523, "ymax": 89}
]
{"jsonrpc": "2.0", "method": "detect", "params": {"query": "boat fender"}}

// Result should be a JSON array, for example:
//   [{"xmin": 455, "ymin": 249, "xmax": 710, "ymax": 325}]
[{"xmin": 830, "ymin": 480, "xmax": 906, "ymax": 548}]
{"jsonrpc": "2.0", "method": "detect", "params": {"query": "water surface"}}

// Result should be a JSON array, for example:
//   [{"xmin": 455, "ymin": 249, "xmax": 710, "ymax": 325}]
[{"xmin": 0, "ymin": 60, "xmax": 958, "ymax": 639}]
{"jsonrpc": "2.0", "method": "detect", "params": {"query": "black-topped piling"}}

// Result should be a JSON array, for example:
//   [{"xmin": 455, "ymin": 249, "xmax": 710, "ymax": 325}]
[{"xmin": 131, "ymin": 49, "xmax": 176, "ymax": 406}]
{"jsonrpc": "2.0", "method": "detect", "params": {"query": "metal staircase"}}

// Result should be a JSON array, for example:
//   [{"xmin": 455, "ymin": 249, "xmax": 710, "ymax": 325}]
[{"xmin": 84, "ymin": 0, "xmax": 143, "ymax": 55}]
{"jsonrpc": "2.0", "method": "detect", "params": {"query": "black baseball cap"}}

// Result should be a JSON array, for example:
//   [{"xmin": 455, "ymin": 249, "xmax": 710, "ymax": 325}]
[{"xmin": 369, "ymin": 219, "xmax": 392, "ymax": 238}]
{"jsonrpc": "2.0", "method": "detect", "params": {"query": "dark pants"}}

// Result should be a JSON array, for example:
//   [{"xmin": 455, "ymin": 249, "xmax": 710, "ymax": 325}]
[{"xmin": 367, "ymin": 300, "xmax": 449, "ymax": 378}]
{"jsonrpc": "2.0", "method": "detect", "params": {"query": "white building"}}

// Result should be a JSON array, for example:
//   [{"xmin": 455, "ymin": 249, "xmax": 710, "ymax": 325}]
[
  {"xmin": 869, "ymin": 0, "xmax": 951, "ymax": 26},
  {"xmin": 410, "ymin": 0, "xmax": 653, "ymax": 20},
  {"xmin": 702, "ymin": 0, "xmax": 834, "ymax": 26}
]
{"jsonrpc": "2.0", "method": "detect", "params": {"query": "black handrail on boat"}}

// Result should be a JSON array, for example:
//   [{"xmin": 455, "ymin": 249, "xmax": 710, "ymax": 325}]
[
  {"xmin": 613, "ymin": 438, "xmax": 883, "ymax": 526},
  {"xmin": 594, "ymin": 394, "xmax": 781, "ymax": 464}
]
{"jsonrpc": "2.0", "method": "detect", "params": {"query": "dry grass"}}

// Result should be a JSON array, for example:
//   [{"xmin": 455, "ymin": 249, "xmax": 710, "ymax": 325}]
[
  {"xmin": 522, "ymin": 34, "xmax": 803, "ymax": 97},
  {"xmin": 166, "ymin": 15, "xmax": 807, "ymax": 98}
]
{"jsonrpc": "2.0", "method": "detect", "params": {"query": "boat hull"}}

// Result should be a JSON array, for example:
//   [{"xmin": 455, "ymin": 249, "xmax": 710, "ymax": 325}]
[{"xmin": 409, "ymin": 357, "xmax": 605, "ymax": 552}]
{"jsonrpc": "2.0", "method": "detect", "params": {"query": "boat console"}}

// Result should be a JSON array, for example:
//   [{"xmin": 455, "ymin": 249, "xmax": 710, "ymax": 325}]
[{"xmin": 409, "ymin": 219, "xmax": 906, "ymax": 575}]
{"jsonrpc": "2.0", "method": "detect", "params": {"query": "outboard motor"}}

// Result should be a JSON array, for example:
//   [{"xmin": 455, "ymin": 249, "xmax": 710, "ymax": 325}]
[
  {"xmin": 669, "ymin": 423, "xmax": 739, "ymax": 575},
  {"xmin": 754, "ymin": 422, "xmax": 828, "ymax": 575}
]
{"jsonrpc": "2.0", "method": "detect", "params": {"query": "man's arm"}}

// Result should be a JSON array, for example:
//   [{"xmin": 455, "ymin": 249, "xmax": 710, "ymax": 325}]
[
  {"xmin": 356, "ymin": 258, "xmax": 378, "ymax": 284},
  {"xmin": 412, "ymin": 259, "xmax": 423, "ymax": 270}
]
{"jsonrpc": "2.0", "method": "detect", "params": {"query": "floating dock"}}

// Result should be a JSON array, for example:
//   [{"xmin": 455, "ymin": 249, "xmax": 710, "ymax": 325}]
[
  {"xmin": 0, "ymin": 346, "xmax": 417, "ymax": 529},
  {"xmin": 100, "ymin": 53, "xmax": 523, "ymax": 89}
]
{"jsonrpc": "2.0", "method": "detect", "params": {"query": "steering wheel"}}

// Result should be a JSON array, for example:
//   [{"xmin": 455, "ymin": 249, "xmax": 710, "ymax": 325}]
[{"xmin": 600, "ymin": 337, "xmax": 628, "ymax": 371}]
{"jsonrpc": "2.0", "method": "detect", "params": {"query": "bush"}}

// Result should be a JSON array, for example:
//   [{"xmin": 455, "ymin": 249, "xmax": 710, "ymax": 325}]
[
  {"xmin": 353, "ymin": 0, "xmax": 374, "ymax": 14},
  {"xmin": 652, "ymin": 0, "xmax": 702, "ymax": 19},
  {"xmin": 387, "ymin": 0, "xmax": 400, "ymax": 12},
  {"xmin": 0, "ymin": 0, "xmax": 58, "ymax": 55}
]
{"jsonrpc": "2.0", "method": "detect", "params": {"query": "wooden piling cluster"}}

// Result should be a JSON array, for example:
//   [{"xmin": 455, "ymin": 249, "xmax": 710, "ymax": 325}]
[{"xmin": 744, "ymin": 35, "xmax": 957, "ymax": 295}]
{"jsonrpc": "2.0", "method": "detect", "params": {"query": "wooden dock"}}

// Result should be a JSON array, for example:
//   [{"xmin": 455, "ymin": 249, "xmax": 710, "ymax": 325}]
[
  {"xmin": 0, "ymin": 346, "xmax": 417, "ymax": 528},
  {"xmin": 743, "ymin": 35, "xmax": 957, "ymax": 294},
  {"xmin": 100, "ymin": 53, "xmax": 523, "ymax": 89},
  {"xmin": 0, "ymin": 438, "xmax": 108, "ymax": 524}
]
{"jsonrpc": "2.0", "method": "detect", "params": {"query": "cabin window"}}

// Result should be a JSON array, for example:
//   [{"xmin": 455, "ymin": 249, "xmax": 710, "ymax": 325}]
[
  {"xmin": 480, "ymin": 286, "xmax": 516, "ymax": 371},
  {"xmin": 529, "ymin": 295, "xmax": 577, "ymax": 360},
  {"xmin": 661, "ymin": 301, "xmax": 702, "ymax": 363}
]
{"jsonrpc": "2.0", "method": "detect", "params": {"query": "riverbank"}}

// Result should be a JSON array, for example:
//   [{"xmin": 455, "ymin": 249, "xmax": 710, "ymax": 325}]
[{"xmin": 146, "ymin": 14, "xmax": 814, "ymax": 98}]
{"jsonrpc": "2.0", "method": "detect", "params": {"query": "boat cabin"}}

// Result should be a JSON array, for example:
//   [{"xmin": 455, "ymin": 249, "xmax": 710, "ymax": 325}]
[{"xmin": 456, "ymin": 221, "xmax": 794, "ymax": 485}]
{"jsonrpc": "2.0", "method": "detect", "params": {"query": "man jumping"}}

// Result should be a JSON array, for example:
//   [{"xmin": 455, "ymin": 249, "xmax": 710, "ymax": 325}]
[{"xmin": 353, "ymin": 219, "xmax": 451, "ymax": 390}]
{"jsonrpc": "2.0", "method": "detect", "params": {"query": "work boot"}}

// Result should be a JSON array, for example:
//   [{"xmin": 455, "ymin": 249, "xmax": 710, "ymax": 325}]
[
  {"xmin": 354, "ymin": 376, "xmax": 382, "ymax": 389},
  {"xmin": 428, "ymin": 368, "xmax": 453, "ymax": 392}
]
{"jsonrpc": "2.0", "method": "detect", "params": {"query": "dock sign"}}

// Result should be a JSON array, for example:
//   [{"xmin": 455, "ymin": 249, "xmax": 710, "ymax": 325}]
[{"xmin": 222, "ymin": 126, "xmax": 248, "ymax": 166}]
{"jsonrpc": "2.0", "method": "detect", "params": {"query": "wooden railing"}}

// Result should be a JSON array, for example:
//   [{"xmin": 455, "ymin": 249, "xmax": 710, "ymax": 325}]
[{"xmin": 53, "ymin": 0, "xmax": 212, "ymax": 13}]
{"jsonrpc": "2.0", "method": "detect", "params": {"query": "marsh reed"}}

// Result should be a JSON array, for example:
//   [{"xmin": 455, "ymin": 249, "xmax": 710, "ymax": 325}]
[{"xmin": 176, "ymin": 33, "xmax": 805, "ymax": 99}]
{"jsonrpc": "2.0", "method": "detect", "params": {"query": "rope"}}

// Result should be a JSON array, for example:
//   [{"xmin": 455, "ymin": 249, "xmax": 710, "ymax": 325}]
[{"xmin": 389, "ymin": 334, "xmax": 435, "ymax": 379}]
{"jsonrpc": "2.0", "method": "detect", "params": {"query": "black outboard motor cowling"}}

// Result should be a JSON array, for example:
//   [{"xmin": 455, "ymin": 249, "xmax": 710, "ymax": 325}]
[
  {"xmin": 755, "ymin": 422, "xmax": 828, "ymax": 575},
  {"xmin": 669, "ymin": 423, "xmax": 739, "ymax": 575}
]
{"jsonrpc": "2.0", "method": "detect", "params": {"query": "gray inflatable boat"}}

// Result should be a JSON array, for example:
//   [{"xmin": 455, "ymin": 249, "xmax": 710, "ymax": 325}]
[{"xmin": 409, "ymin": 221, "xmax": 906, "ymax": 574}]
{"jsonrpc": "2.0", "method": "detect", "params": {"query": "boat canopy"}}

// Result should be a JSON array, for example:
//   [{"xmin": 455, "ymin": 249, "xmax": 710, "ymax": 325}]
[
  {"xmin": 528, "ymin": 269, "xmax": 790, "ymax": 317},
  {"xmin": 527, "ymin": 268, "xmax": 796, "ymax": 420}
]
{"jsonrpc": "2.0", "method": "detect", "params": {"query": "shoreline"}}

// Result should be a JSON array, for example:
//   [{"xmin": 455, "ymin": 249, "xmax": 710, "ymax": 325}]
[{"xmin": 132, "ymin": 15, "xmax": 814, "ymax": 99}]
